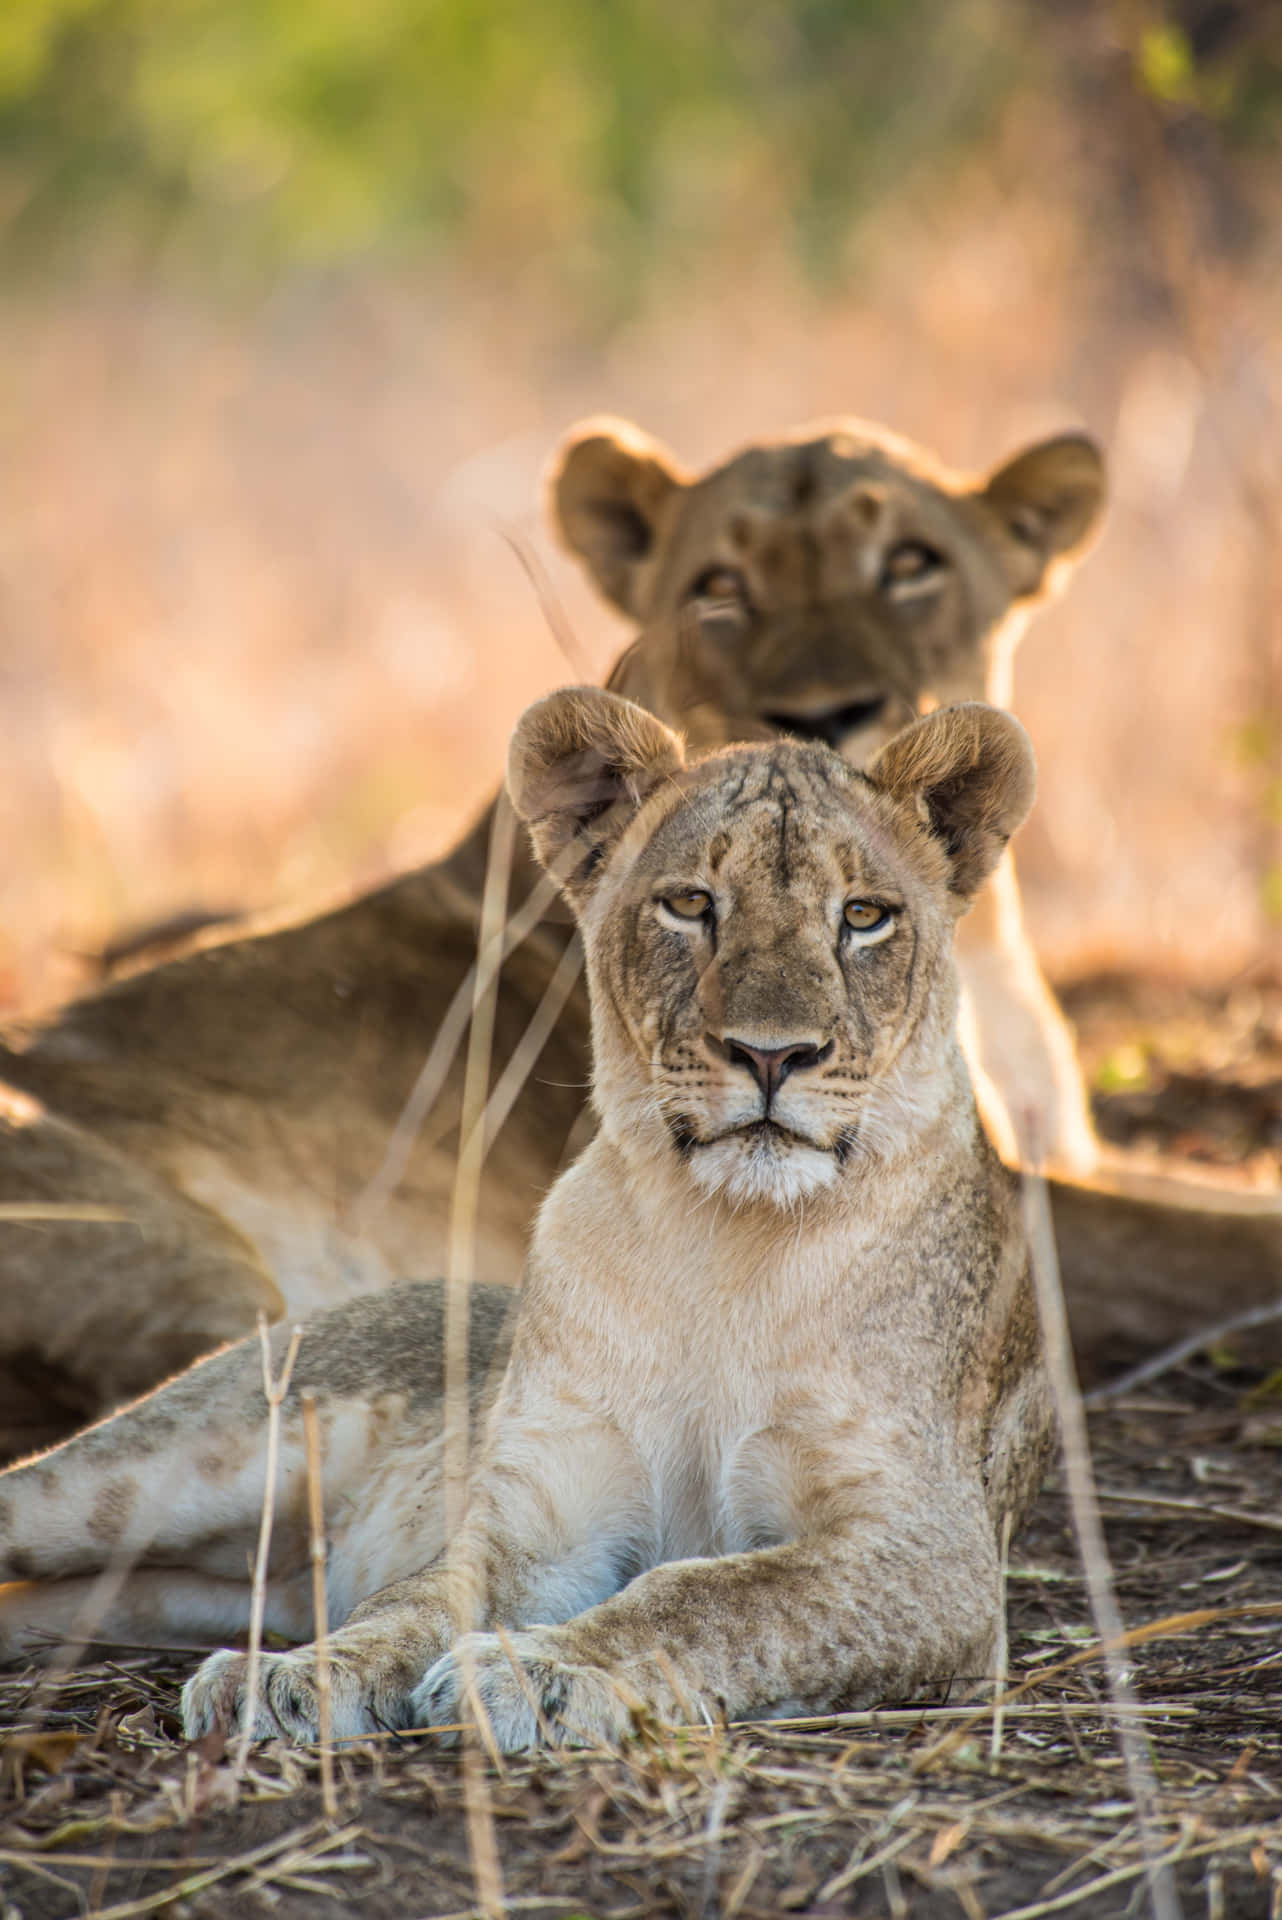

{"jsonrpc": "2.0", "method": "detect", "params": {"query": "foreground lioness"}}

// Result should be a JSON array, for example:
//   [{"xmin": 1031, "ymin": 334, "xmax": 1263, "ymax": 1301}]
[
  {"xmin": 1, "ymin": 693, "xmax": 1051, "ymax": 1743},
  {"xmin": 2, "ymin": 417, "xmax": 1278, "ymax": 1441}
]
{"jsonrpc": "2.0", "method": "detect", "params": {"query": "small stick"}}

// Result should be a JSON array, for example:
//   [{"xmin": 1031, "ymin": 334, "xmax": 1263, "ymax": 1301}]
[
  {"xmin": 1016, "ymin": 1149, "xmax": 1181, "ymax": 1920},
  {"xmin": 234, "ymin": 1314, "xmax": 303, "ymax": 1779},
  {"xmin": 444, "ymin": 796, "xmax": 516, "ymax": 1920},
  {"xmin": 301, "ymin": 1390, "xmax": 337, "ymax": 1820},
  {"xmin": 499, "ymin": 526, "xmax": 595, "ymax": 677},
  {"xmin": 990, "ymin": 1508, "xmax": 1013, "ymax": 1762},
  {"xmin": 1084, "ymin": 1296, "xmax": 1282, "ymax": 1406},
  {"xmin": 0, "ymin": 1203, "xmax": 131, "ymax": 1222}
]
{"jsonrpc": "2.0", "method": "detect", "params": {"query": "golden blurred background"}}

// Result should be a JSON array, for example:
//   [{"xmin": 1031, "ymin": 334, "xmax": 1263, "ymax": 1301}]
[{"xmin": 1, "ymin": 0, "xmax": 1279, "ymax": 1015}]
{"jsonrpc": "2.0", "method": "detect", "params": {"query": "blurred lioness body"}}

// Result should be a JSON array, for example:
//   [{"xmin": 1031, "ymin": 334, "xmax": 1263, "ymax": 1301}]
[{"xmin": 1, "ymin": 417, "xmax": 1278, "ymax": 1442}]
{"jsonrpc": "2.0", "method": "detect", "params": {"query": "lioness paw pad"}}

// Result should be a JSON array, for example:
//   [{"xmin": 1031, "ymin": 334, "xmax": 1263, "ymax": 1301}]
[
  {"xmin": 414, "ymin": 1631, "xmax": 637, "ymax": 1752},
  {"xmin": 181, "ymin": 1647, "xmax": 389, "ymax": 1744}
]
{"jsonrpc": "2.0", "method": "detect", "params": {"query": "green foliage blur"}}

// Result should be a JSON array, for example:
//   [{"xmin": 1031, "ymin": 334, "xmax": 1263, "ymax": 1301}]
[
  {"xmin": 0, "ymin": 0, "xmax": 1016, "ymax": 280},
  {"xmin": 0, "ymin": 0, "xmax": 1278, "ymax": 285}
]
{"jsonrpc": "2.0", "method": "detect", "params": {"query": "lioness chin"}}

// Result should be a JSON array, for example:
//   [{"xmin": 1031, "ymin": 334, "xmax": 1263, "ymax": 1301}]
[{"xmin": 2, "ymin": 693, "xmax": 1051, "ymax": 1745}]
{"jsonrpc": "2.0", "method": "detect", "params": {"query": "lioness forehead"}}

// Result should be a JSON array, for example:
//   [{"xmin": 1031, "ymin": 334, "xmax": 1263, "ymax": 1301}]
[
  {"xmin": 691, "ymin": 425, "xmax": 946, "ymax": 514},
  {"xmin": 638, "ymin": 745, "xmax": 922, "ymax": 893}
]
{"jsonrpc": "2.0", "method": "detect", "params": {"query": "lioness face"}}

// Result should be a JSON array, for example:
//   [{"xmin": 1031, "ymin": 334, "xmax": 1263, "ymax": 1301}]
[
  {"xmin": 509, "ymin": 691, "xmax": 1036, "ymax": 1211},
  {"xmin": 550, "ymin": 418, "xmax": 1104, "ymax": 762}
]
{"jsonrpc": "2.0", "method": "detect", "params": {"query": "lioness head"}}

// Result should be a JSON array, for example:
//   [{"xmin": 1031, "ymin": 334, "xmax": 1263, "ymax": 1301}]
[
  {"xmin": 549, "ymin": 417, "xmax": 1103, "ymax": 760},
  {"xmin": 509, "ymin": 689, "xmax": 1035, "ymax": 1209}
]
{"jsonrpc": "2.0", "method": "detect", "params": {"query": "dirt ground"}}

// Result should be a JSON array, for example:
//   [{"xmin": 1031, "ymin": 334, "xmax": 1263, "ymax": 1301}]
[{"xmin": 1, "ymin": 973, "xmax": 1280, "ymax": 1920}]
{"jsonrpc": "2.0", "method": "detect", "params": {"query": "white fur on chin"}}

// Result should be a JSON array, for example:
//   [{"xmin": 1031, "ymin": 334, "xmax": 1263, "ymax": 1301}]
[{"xmin": 686, "ymin": 1130, "xmax": 840, "ymax": 1209}]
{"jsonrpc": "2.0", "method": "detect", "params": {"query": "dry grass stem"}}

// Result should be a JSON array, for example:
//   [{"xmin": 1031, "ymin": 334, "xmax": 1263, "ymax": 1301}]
[
  {"xmin": 499, "ymin": 526, "xmax": 595, "ymax": 678},
  {"xmin": 443, "ymin": 793, "xmax": 518, "ymax": 1920},
  {"xmin": 1089, "ymin": 1488, "xmax": 1282, "ymax": 1534},
  {"xmin": 234, "ymin": 1313, "xmax": 303, "ymax": 1779},
  {"xmin": 1017, "ymin": 1152, "xmax": 1181, "ymax": 1920},
  {"xmin": 0, "ymin": 1203, "xmax": 131, "ymax": 1222},
  {"xmin": 352, "ymin": 852, "xmax": 565, "ymax": 1229},
  {"xmin": 1085, "ymin": 1298, "xmax": 1282, "ymax": 1405},
  {"xmin": 479, "ymin": 934, "xmax": 584, "ymax": 1157},
  {"xmin": 991, "ymin": 1507, "xmax": 1014, "ymax": 1762},
  {"xmin": 300, "ymin": 1389, "xmax": 337, "ymax": 1821}
]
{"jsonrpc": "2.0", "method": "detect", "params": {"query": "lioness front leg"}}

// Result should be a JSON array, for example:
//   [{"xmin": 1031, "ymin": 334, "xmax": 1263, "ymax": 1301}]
[
  {"xmin": 420, "ymin": 1491, "xmax": 1002, "ymax": 1752},
  {"xmin": 182, "ymin": 1403, "xmax": 647, "ymax": 1742}
]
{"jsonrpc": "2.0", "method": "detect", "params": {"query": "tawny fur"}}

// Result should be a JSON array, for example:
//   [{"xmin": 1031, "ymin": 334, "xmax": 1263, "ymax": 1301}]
[
  {"xmin": 2, "ymin": 417, "xmax": 1279, "ymax": 1441},
  {"xmin": 5, "ymin": 694, "xmax": 1051, "ymax": 1752}
]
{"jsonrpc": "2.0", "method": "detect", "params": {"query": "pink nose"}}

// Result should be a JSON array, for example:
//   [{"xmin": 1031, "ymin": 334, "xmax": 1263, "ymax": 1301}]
[{"xmin": 717, "ymin": 1037, "xmax": 832, "ymax": 1105}]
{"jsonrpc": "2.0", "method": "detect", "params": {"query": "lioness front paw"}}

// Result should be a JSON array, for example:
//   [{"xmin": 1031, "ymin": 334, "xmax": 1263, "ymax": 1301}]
[
  {"xmin": 181, "ymin": 1645, "xmax": 410, "ymax": 1744},
  {"xmin": 414, "ymin": 1630, "xmax": 647, "ymax": 1752}
]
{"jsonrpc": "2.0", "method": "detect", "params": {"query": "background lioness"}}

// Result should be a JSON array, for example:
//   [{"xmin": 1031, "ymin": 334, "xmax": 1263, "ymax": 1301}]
[
  {"xmin": 0, "ymin": 413, "xmax": 1096, "ymax": 1432},
  {"xmin": 552, "ymin": 413, "xmax": 1108, "ymax": 1175},
  {"xmin": 2, "ymin": 694, "xmax": 1051, "ymax": 1746}
]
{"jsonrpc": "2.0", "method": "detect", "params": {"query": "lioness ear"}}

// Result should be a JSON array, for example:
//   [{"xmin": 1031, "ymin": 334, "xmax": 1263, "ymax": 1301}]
[
  {"xmin": 979, "ymin": 432, "xmax": 1105, "ymax": 598},
  {"xmin": 507, "ymin": 687, "xmax": 686, "ymax": 896},
  {"xmin": 547, "ymin": 417, "xmax": 687, "ymax": 617},
  {"xmin": 867, "ymin": 703, "xmax": 1036, "ymax": 900}
]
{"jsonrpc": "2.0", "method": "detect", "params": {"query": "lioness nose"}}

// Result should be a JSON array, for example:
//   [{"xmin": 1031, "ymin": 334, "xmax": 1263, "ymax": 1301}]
[{"xmin": 720, "ymin": 1037, "xmax": 833, "ymax": 1105}]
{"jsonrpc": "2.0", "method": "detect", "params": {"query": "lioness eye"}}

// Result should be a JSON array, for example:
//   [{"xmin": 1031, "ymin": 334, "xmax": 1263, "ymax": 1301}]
[
  {"xmin": 880, "ymin": 541, "xmax": 942, "ymax": 591},
  {"xmin": 844, "ymin": 900, "xmax": 892, "ymax": 933},
  {"xmin": 689, "ymin": 565, "xmax": 746, "ymax": 604},
  {"xmin": 663, "ymin": 889, "xmax": 713, "ymax": 920}
]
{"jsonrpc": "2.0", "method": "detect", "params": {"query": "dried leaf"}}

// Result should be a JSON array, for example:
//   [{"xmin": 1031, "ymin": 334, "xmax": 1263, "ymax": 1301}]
[{"xmin": 928, "ymin": 1820, "xmax": 968, "ymax": 1868}]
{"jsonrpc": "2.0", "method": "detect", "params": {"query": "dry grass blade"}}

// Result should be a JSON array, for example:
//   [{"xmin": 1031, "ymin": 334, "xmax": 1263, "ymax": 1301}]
[
  {"xmin": 1014, "ymin": 1151, "xmax": 1180, "ymax": 1920},
  {"xmin": 352, "ymin": 855, "xmax": 565, "ymax": 1229},
  {"xmin": 1085, "ymin": 1297, "xmax": 1282, "ymax": 1405},
  {"xmin": 234, "ymin": 1314, "xmax": 303, "ymax": 1779},
  {"xmin": 985, "ymin": 1826, "xmax": 1280, "ymax": 1920},
  {"xmin": 301, "ymin": 1389, "xmax": 338, "ymax": 1821},
  {"xmin": 443, "ymin": 794, "xmax": 517, "ymax": 1920},
  {"xmin": 1090, "ymin": 1488, "xmax": 1282, "ymax": 1534},
  {"xmin": 499, "ymin": 525, "xmax": 595, "ymax": 677},
  {"xmin": 480, "ymin": 934, "xmax": 584, "ymax": 1158},
  {"xmin": 992, "ymin": 1507, "xmax": 1013, "ymax": 1762},
  {"xmin": 913, "ymin": 1597, "xmax": 1282, "ymax": 1770},
  {"xmin": 51, "ymin": 1820, "xmax": 332, "ymax": 1920},
  {"xmin": 0, "ymin": 1203, "xmax": 131, "ymax": 1222}
]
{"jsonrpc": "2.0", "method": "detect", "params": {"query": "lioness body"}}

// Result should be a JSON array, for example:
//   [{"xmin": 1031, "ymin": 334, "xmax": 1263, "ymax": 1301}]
[
  {"xmin": 2, "ymin": 417, "xmax": 1279, "ymax": 1443},
  {"xmin": 3, "ymin": 696, "xmax": 1050, "ymax": 1745}
]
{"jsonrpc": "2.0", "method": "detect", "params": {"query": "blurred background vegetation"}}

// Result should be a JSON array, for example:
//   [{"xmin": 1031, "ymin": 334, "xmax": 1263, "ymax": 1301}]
[{"xmin": 1, "ymin": 0, "xmax": 1280, "ymax": 1015}]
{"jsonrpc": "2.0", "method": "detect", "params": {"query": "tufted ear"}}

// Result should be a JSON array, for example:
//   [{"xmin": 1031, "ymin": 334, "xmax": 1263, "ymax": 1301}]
[
  {"xmin": 978, "ymin": 432, "xmax": 1106, "ymax": 598},
  {"xmin": 507, "ymin": 687, "xmax": 686, "ymax": 898},
  {"xmin": 547, "ymin": 417, "xmax": 688, "ymax": 616},
  {"xmin": 867, "ymin": 703, "xmax": 1036, "ymax": 900}
]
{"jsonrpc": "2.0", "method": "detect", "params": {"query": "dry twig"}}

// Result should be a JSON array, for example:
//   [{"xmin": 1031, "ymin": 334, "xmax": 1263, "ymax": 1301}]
[
  {"xmin": 1085, "ymin": 1298, "xmax": 1282, "ymax": 1405},
  {"xmin": 301, "ymin": 1388, "xmax": 338, "ymax": 1820},
  {"xmin": 1014, "ymin": 1151, "xmax": 1180, "ymax": 1920},
  {"xmin": 234, "ymin": 1313, "xmax": 303, "ymax": 1779}
]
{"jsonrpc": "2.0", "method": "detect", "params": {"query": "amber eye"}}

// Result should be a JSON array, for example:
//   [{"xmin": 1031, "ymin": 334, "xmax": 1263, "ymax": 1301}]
[
  {"xmin": 689, "ymin": 565, "xmax": 746, "ymax": 604},
  {"xmin": 662, "ymin": 888, "xmax": 713, "ymax": 920},
  {"xmin": 880, "ymin": 541, "xmax": 942, "ymax": 592},
  {"xmin": 844, "ymin": 899, "xmax": 893, "ymax": 935}
]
